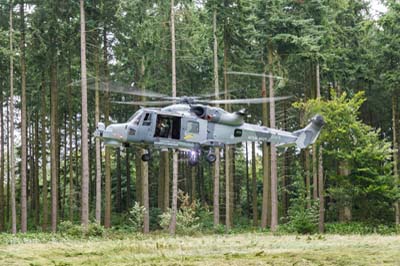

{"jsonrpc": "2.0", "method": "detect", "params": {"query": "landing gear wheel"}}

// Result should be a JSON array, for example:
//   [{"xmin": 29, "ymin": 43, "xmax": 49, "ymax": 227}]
[
  {"xmin": 141, "ymin": 153, "xmax": 151, "ymax": 162},
  {"xmin": 188, "ymin": 159, "xmax": 199, "ymax": 167},
  {"xmin": 206, "ymin": 153, "xmax": 216, "ymax": 163},
  {"xmin": 188, "ymin": 150, "xmax": 199, "ymax": 167}
]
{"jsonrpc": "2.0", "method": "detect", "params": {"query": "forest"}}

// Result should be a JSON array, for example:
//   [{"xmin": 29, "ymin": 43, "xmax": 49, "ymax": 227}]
[{"xmin": 0, "ymin": 0, "xmax": 400, "ymax": 248}]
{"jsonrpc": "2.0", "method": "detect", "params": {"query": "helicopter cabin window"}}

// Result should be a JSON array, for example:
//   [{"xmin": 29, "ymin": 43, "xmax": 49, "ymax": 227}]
[
  {"xmin": 154, "ymin": 115, "xmax": 181, "ymax": 140},
  {"xmin": 186, "ymin": 121, "xmax": 199, "ymax": 134},
  {"xmin": 234, "ymin": 129, "xmax": 243, "ymax": 137},
  {"xmin": 142, "ymin": 113, "xmax": 152, "ymax": 126}
]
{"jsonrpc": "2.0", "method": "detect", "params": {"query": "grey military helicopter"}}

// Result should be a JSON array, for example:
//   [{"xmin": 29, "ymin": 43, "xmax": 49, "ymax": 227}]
[{"xmin": 93, "ymin": 84, "xmax": 324, "ymax": 166}]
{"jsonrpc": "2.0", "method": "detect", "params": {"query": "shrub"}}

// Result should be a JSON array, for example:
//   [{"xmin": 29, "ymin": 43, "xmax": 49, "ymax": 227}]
[
  {"xmin": 128, "ymin": 202, "xmax": 146, "ymax": 232},
  {"xmin": 279, "ymin": 164, "xmax": 319, "ymax": 234},
  {"xmin": 159, "ymin": 191, "xmax": 203, "ymax": 234},
  {"xmin": 58, "ymin": 221, "xmax": 83, "ymax": 237},
  {"xmin": 86, "ymin": 222, "xmax": 105, "ymax": 237}
]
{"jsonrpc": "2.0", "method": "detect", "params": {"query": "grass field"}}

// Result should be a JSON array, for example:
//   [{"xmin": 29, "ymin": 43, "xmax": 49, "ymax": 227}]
[{"xmin": 0, "ymin": 233, "xmax": 399, "ymax": 266}]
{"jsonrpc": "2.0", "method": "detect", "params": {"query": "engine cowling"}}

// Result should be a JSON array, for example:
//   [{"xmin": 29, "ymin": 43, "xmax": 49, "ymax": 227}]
[{"xmin": 190, "ymin": 105, "xmax": 244, "ymax": 126}]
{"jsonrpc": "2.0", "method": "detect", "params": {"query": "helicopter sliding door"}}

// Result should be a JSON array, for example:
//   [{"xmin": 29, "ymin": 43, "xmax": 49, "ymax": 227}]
[{"xmin": 181, "ymin": 117, "xmax": 207, "ymax": 143}]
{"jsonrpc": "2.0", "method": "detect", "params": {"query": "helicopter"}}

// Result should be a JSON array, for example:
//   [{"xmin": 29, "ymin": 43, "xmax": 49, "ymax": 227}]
[{"xmin": 93, "ymin": 85, "xmax": 324, "ymax": 166}]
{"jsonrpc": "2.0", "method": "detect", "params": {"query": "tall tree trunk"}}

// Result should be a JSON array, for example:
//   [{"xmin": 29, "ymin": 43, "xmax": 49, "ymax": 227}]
[
  {"xmin": 142, "ymin": 149, "xmax": 149, "ymax": 234},
  {"xmin": 316, "ymin": 62, "xmax": 324, "ymax": 233},
  {"xmin": 305, "ymin": 148, "xmax": 311, "ymax": 208},
  {"xmin": 6, "ymin": 100, "xmax": 10, "ymax": 226},
  {"xmin": 20, "ymin": 1, "xmax": 27, "ymax": 233},
  {"xmin": 312, "ymin": 145, "xmax": 318, "ymax": 199},
  {"xmin": 318, "ymin": 147, "xmax": 324, "ymax": 233},
  {"xmin": 67, "ymin": 63, "xmax": 74, "ymax": 222},
  {"xmin": 94, "ymin": 45, "xmax": 101, "ymax": 222},
  {"xmin": 252, "ymin": 142, "xmax": 258, "ymax": 226},
  {"xmin": 245, "ymin": 142, "xmax": 250, "ymax": 219},
  {"xmin": 103, "ymin": 28, "xmax": 112, "ymax": 228},
  {"xmin": 50, "ymin": 62, "xmax": 58, "ymax": 233},
  {"xmin": 261, "ymin": 68, "xmax": 270, "ymax": 229},
  {"xmin": 0, "ymin": 51, "xmax": 4, "ymax": 231},
  {"xmin": 41, "ymin": 76, "xmax": 48, "ymax": 231},
  {"xmin": 9, "ymin": 0, "xmax": 17, "ymax": 234},
  {"xmin": 157, "ymin": 152, "xmax": 165, "ymax": 210},
  {"xmin": 169, "ymin": 0, "xmax": 178, "ymax": 235},
  {"xmin": 163, "ymin": 151, "xmax": 170, "ymax": 211},
  {"xmin": 126, "ymin": 150, "xmax": 131, "ymax": 211},
  {"xmin": 34, "ymin": 112, "xmax": 40, "ymax": 227},
  {"xmin": 212, "ymin": 7, "xmax": 220, "ymax": 227},
  {"xmin": 116, "ymin": 149, "xmax": 122, "ymax": 212},
  {"xmin": 392, "ymin": 94, "xmax": 399, "ymax": 225},
  {"xmin": 135, "ymin": 149, "xmax": 142, "ymax": 205},
  {"xmin": 268, "ymin": 46, "xmax": 278, "ymax": 232},
  {"xmin": 80, "ymin": 0, "xmax": 90, "ymax": 228}
]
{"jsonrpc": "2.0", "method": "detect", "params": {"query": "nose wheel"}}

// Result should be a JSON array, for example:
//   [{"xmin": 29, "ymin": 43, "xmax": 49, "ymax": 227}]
[
  {"xmin": 141, "ymin": 150, "xmax": 151, "ymax": 162},
  {"xmin": 188, "ymin": 150, "xmax": 200, "ymax": 167}
]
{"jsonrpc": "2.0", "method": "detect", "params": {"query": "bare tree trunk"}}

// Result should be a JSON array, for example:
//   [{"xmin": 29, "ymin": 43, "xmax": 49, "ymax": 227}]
[
  {"xmin": 312, "ymin": 145, "xmax": 318, "ymax": 199},
  {"xmin": 95, "ymin": 43, "xmax": 101, "ymax": 222},
  {"xmin": 41, "ymin": 76, "xmax": 48, "ymax": 231},
  {"xmin": 305, "ymin": 148, "xmax": 311, "ymax": 208},
  {"xmin": 191, "ymin": 166, "xmax": 196, "ymax": 203},
  {"xmin": 80, "ymin": 0, "xmax": 89, "ymax": 228},
  {"xmin": 245, "ymin": 142, "xmax": 250, "ymax": 219},
  {"xmin": 225, "ymin": 145, "xmax": 231, "ymax": 230},
  {"xmin": 163, "ymin": 151, "xmax": 170, "ymax": 211},
  {"xmin": 142, "ymin": 149, "xmax": 149, "ymax": 233},
  {"xmin": 126, "ymin": 150, "xmax": 131, "ymax": 211},
  {"xmin": 252, "ymin": 142, "xmax": 258, "ymax": 226},
  {"xmin": 103, "ymin": 28, "xmax": 111, "ymax": 228},
  {"xmin": 392, "ymin": 95, "xmax": 399, "ymax": 225},
  {"xmin": 169, "ymin": 0, "xmax": 178, "ymax": 235},
  {"xmin": 135, "ymin": 149, "xmax": 142, "ymax": 205},
  {"xmin": 9, "ymin": 0, "xmax": 16, "ymax": 234},
  {"xmin": 116, "ymin": 149, "xmax": 122, "ymax": 212},
  {"xmin": 318, "ymin": 147, "xmax": 324, "ymax": 233},
  {"xmin": 261, "ymin": 68, "xmax": 270, "ymax": 229},
  {"xmin": 50, "ymin": 63, "xmax": 58, "ymax": 233},
  {"xmin": 20, "ymin": 1, "xmax": 27, "ymax": 233},
  {"xmin": 267, "ymin": 46, "xmax": 278, "ymax": 232},
  {"xmin": 0, "ymin": 64, "xmax": 4, "ymax": 231},
  {"xmin": 34, "ymin": 112, "xmax": 40, "ymax": 227},
  {"xmin": 212, "ymin": 7, "xmax": 220, "ymax": 227},
  {"xmin": 158, "ymin": 153, "xmax": 165, "ymax": 210},
  {"xmin": 67, "ymin": 66, "xmax": 74, "ymax": 222}
]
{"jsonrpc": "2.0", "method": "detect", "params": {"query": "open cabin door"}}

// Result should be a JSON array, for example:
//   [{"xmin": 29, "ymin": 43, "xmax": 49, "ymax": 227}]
[{"xmin": 181, "ymin": 117, "xmax": 207, "ymax": 143}]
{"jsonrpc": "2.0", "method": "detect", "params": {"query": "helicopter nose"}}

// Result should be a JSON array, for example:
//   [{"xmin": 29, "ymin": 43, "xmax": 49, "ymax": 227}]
[{"xmin": 106, "ymin": 124, "xmax": 127, "ymax": 142}]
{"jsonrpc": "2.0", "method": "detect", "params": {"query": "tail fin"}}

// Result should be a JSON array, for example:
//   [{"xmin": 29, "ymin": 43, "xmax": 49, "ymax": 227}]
[{"xmin": 294, "ymin": 115, "xmax": 324, "ymax": 149}]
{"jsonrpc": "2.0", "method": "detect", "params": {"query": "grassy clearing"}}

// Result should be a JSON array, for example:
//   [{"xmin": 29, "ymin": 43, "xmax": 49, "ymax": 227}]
[{"xmin": 0, "ymin": 233, "xmax": 399, "ymax": 266}]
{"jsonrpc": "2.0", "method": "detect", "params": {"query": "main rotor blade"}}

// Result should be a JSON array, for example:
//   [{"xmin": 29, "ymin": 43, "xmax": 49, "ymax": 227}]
[
  {"xmin": 111, "ymin": 100, "xmax": 174, "ymax": 106},
  {"xmin": 226, "ymin": 71, "xmax": 285, "ymax": 80},
  {"xmin": 203, "ymin": 96, "xmax": 291, "ymax": 105},
  {"xmin": 87, "ymin": 78, "xmax": 168, "ymax": 98}
]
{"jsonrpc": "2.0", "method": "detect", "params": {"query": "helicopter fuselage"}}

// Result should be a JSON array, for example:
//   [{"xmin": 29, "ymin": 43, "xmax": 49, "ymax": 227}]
[{"xmin": 95, "ymin": 103, "xmax": 324, "ymax": 154}]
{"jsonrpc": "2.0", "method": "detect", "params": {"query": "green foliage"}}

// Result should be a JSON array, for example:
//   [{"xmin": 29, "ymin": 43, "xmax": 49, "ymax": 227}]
[
  {"xmin": 295, "ymin": 92, "xmax": 396, "ymax": 222},
  {"xmin": 86, "ymin": 223, "xmax": 105, "ymax": 237},
  {"xmin": 58, "ymin": 221, "xmax": 83, "ymax": 238},
  {"xmin": 279, "ymin": 165, "xmax": 319, "ymax": 234},
  {"xmin": 159, "ymin": 192, "xmax": 209, "ymax": 235},
  {"xmin": 128, "ymin": 202, "xmax": 146, "ymax": 232},
  {"xmin": 325, "ymin": 222, "xmax": 400, "ymax": 235},
  {"xmin": 58, "ymin": 221, "xmax": 105, "ymax": 238}
]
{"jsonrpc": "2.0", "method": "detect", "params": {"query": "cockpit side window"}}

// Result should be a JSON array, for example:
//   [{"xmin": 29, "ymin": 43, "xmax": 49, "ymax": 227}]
[
  {"xmin": 143, "ymin": 113, "xmax": 152, "ymax": 126},
  {"xmin": 128, "ymin": 110, "xmax": 143, "ymax": 125}
]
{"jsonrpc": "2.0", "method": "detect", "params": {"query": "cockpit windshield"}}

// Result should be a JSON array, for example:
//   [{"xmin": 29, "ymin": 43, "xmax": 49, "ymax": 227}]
[{"xmin": 127, "ymin": 110, "xmax": 143, "ymax": 125}]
